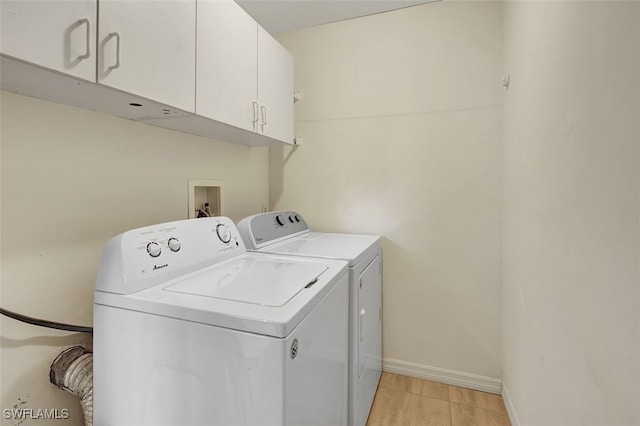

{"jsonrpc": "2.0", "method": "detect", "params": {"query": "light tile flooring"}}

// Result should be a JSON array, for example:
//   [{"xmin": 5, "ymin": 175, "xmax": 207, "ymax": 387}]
[{"xmin": 366, "ymin": 373, "xmax": 511, "ymax": 426}]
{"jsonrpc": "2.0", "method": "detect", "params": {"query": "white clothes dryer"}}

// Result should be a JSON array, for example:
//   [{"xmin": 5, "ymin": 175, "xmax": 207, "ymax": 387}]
[
  {"xmin": 238, "ymin": 211, "xmax": 382, "ymax": 426},
  {"xmin": 93, "ymin": 217, "xmax": 349, "ymax": 426}
]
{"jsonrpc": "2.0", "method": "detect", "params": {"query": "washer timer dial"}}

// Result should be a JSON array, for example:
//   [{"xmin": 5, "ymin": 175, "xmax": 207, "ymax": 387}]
[
  {"xmin": 216, "ymin": 224, "xmax": 232, "ymax": 243},
  {"xmin": 146, "ymin": 242, "xmax": 161, "ymax": 258}
]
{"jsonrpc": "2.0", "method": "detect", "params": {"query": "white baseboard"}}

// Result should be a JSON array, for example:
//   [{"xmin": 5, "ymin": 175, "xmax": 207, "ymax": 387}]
[
  {"xmin": 382, "ymin": 358, "xmax": 502, "ymax": 394},
  {"xmin": 501, "ymin": 384, "xmax": 521, "ymax": 426}
]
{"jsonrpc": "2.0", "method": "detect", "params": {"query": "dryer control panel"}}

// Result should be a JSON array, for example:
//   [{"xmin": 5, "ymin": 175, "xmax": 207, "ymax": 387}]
[
  {"xmin": 238, "ymin": 211, "xmax": 310, "ymax": 249},
  {"xmin": 96, "ymin": 217, "xmax": 245, "ymax": 294}
]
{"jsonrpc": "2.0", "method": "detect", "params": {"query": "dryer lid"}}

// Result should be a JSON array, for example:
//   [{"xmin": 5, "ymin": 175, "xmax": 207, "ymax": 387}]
[
  {"xmin": 165, "ymin": 257, "xmax": 327, "ymax": 307},
  {"xmin": 264, "ymin": 233, "xmax": 380, "ymax": 267}
]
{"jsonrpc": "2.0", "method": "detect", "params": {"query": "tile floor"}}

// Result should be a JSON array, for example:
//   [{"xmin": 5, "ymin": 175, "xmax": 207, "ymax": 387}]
[{"xmin": 366, "ymin": 372, "xmax": 511, "ymax": 426}]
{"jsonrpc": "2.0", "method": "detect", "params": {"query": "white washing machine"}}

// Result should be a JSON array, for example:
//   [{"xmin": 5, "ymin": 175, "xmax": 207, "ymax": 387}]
[
  {"xmin": 93, "ymin": 217, "xmax": 349, "ymax": 426},
  {"xmin": 237, "ymin": 211, "xmax": 382, "ymax": 426}
]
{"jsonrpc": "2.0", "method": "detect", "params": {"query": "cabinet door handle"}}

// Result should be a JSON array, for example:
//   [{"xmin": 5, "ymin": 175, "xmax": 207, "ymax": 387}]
[
  {"xmin": 252, "ymin": 101, "xmax": 259, "ymax": 131},
  {"xmin": 78, "ymin": 18, "xmax": 91, "ymax": 60},
  {"xmin": 104, "ymin": 32, "xmax": 121, "ymax": 72},
  {"xmin": 66, "ymin": 18, "xmax": 91, "ymax": 66},
  {"xmin": 261, "ymin": 105, "xmax": 267, "ymax": 130},
  {"xmin": 359, "ymin": 308, "xmax": 366, "ymax": 342}
]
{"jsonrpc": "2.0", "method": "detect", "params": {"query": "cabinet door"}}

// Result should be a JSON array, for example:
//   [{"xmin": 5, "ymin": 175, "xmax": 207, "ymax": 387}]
[
  {"xmin": 257, "ymin": 26, "xmax": 293, "ymax": 144},
  {"xmin": 98, "ymin": 0, "xmax": 195, "ymax": 112},
  {"xmin": 0, "ymin": 0, "xmax": 96, "ymax": 81},
  {"xmin": 196, "ymin": 0, "xmax": 257, "ymax": 132}
]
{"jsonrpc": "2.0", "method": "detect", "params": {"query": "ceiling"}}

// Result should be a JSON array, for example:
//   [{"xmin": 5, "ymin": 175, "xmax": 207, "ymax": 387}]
[{"xmin": 235, "ymin": 0, "xmax": 440, "ymax": 34}]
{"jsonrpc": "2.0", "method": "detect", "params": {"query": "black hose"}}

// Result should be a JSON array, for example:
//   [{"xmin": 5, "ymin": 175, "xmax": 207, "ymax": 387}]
[{"xmin": 0, "ymin": 307, "xmax": 93, "ymax": 334}]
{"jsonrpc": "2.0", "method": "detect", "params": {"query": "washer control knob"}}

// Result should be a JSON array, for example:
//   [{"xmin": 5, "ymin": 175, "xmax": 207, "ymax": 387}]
[
  {"xmin": 216, "ymin": 224, "xmax": 232, "ymax": 243},
  {"xmin": 146, "ymin": 242, "xmax": 161, "ymax": 258},
  {"xmin": 294, "ymin": 215, "xmax": 300, "ymax": 222},
  {"xmin": 289, "ymin": 215, "xmax": 295, "ymax": 223},
  {"xmin": 275, "ymin": 215, "xmax": 285, "ymax": 226},
  {"xmin": 167, "ymin": 237, "xmax": 181, "ymax": 252}
]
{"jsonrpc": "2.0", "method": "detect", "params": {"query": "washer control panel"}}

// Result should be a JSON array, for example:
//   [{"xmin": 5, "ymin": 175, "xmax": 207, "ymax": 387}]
[
  {"xmin": 96, "ymin": 217, "xmax": 245, "ymax": 294},
  {"xmin": 238, "ymin": 211, "xmax": 309, "ymax": 249}
]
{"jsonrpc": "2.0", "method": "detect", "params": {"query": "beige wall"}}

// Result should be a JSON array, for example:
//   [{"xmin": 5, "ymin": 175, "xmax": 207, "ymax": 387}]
[
  {"xmin": 502, "ymin": 1, "xmax": 640, "ymax": 425},
  {"xmin": 0, "ymin": 91, "xmax": 269, "ymax": 425},
  {"xmin": 273, "ymin": 1, "xmax": 504, "ymax": 383}
]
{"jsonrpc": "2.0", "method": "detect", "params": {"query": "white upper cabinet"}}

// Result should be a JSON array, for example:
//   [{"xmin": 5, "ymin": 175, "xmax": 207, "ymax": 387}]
[
  {"xmin": 196, "ymin": 0, "xmax": 293, "ymax": 144},
  {"xmin": 257, "ymin": 26, "xmax": 294, "ymax": 144},
  {"xmin": 0, "ymin": 0, "xmax": 96, "ymax": 81},
  {"xmin": 1, "ymin": 0, "xmax": 292, "ymax": 146},
  {"xmin": 97, "ymin": 0, "xmax": 196, "ymax": 113},
  {"xmin": 197, "ymin": 0, "xmax": 257, "ymax": 132}
]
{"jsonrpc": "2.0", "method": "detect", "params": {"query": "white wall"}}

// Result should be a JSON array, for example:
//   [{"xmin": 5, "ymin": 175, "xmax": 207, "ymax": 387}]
[
  {"xmin": 502, "ymin": 1, "xmax": 640, "ymax": 425},
  {"xmin": 0, "ymin": 91, "xmax": 269, "ymax": 426},
  {"xmin": 272, "ymin": 1, "xmax": 504, "ymax": 387}
]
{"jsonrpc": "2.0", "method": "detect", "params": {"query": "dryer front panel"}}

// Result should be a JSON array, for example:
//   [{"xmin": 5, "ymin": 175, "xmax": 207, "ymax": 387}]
[{"xmin": 354, "ymin": 253, "xmax": 382, "ymax": 426}]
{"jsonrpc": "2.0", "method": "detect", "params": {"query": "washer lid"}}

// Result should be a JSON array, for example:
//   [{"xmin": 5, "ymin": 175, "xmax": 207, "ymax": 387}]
[
  {"xmin": 95, "ymin": 252, "xmax": 348, "ymax": 337},
  {"xmin": 165, "ymin": 258, "xmax": 327, "ymax": 307}
]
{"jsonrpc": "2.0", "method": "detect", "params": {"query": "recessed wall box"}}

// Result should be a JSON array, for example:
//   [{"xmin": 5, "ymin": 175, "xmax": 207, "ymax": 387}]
[{"xmin": 188, "ymin": 179, "xmax": 223, "ymax": 219}]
